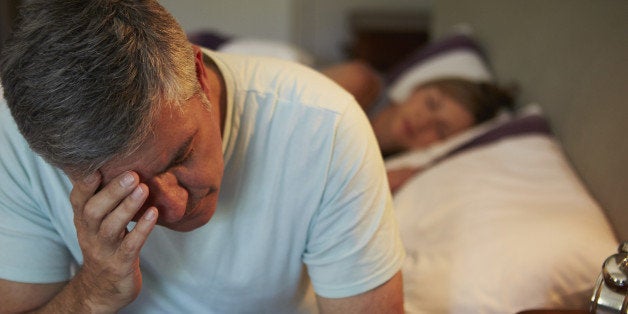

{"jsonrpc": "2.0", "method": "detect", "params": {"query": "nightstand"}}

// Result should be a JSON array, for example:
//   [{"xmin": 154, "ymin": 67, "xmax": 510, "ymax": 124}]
[{"xmin": 346, "ymin": 9, "xmax": 430, "ymax": 72}]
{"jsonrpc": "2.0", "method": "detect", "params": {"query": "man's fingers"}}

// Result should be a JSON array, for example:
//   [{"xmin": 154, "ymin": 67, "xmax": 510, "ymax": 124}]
[
  {"xmin": 69, "ymin": 171, "xmax": 102, "ymax": 214},
  {"xmin": 75, "ymin": 171, "xmax": 139, "ymax": 233},
  {"xmin": 99, "ymin": 183, "xmax": 149, "ymax": 241},
  {"xmin": 118, "ymin": 207, "xmax": 158, "ymax": 262}
]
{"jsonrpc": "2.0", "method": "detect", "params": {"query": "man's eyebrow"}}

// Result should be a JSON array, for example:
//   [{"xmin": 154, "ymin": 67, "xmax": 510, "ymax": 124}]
[{"xmin": 159, "ymin": 131, "xmax": 197, "ymax": 173}]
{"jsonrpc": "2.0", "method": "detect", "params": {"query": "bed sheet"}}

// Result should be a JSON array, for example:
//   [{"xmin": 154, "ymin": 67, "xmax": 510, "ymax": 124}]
[{"xmin": 390, "ymin": 118, "xmax": 617, "ymax": 313}]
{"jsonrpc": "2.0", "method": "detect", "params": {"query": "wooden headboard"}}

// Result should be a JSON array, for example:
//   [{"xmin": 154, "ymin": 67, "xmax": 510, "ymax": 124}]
[{"xmin": 432, "ymin": 0, "xmax": 628, "ymax": 240}]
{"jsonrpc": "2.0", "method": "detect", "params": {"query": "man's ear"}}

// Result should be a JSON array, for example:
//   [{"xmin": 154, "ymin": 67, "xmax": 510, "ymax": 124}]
[{"xmin": 192, "ymin": 45, "xmax": 212, "ymax": 97}]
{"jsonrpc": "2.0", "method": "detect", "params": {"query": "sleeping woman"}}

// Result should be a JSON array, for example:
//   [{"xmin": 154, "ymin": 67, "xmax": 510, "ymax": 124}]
[{"xmin": 322, "ymin": 60, "xmax": 515, "ymax": 192}]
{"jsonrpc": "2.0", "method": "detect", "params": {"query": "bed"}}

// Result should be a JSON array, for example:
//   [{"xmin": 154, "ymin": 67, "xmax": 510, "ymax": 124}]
[
  {"xmin": 417, "ymin": 1, "xmax": 628, "ymax": 312},
  {"xmin": 381, "ymin": 30, "xmax": 620, "ymax": 313},
  {"xmin": 189, "ymin": 2, "xmax": 628, "ymax": 311}
]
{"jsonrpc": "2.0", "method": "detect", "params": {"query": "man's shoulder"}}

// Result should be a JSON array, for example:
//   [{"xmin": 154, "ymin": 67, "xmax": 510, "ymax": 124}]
[
  {"xmin": 0, "ymin": 96, "xmax": 65, "ymax": 188},
  {"xmin": 0, "ymin": 97, "xmax": 26, "ymax": 152},
  {"xmin": 208, "ymin": 50, "xmax": 356, "ymax": 113}
]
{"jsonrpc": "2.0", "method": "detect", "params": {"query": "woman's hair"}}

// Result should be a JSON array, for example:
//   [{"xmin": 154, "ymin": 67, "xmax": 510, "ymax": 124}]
[
  {"xmin": 420, "ymin": 78, "xmax": 515, "ymax": 124},
  {"xmin": 0, "ymin": 0, "xmax": 198, "ymax": 177}
]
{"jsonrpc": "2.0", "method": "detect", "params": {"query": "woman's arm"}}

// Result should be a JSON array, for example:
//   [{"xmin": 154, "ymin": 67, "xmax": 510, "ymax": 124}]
[
  {"xmin": 387, "ymin": 167, "xmax": 423, "ymax": 194},
  {"xmin": 321, "ymin": 60, "xmax": 382, "ymax": 111}
]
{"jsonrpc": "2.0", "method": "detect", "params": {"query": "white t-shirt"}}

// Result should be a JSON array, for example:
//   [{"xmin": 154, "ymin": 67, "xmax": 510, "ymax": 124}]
[{"xmin": 0, "ymin": 51, "xmax": 405, "ymax": 313}]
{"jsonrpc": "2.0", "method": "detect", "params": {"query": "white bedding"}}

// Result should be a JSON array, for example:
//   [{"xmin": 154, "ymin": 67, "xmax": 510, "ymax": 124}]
[{"xmin": 391, "ymin": 131, "xmax": 618, "ymax": 313}]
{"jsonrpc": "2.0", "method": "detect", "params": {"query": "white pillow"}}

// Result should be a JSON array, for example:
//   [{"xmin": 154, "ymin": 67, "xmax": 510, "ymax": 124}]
[
  {"xmin": 218, "ymin": 38, "xmax": 315, "ymax": 66},
  {"xmin": 394, "ymin": 134, "xmax": 618, "ymax": 313}
]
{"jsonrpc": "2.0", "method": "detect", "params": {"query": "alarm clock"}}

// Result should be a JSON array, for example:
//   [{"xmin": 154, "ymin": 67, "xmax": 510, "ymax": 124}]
[{"xmin": 591, "ymin": 242, "xmax": 628, "ymax": 313}]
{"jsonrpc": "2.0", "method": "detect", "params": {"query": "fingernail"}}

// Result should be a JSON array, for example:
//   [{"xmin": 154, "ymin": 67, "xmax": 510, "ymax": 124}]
[
  {"xmin": 144, "ymin": 208, "xmax": 157, "ymax": 221},
  {"xmin": 131, "ymin": 185, "xmax": 145, "ymax": 199},
  {"xmin": 120, "ymin": 172, "xmax": 135, "ymax": 187}
]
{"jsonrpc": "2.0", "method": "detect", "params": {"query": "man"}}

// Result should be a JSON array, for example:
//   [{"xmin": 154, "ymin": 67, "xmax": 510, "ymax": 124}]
[{"xmin": 0, "ymin": 1, "xmax": 405, "ymax": 312}]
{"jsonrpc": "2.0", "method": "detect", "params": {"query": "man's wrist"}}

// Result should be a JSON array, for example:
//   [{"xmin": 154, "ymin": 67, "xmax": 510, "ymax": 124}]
[{"xmin": 66, "ymin": 268, "xmax": 125, "ymax": 314}]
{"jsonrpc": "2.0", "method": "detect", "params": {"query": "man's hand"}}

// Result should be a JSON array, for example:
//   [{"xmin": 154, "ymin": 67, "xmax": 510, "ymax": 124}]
[{"xmin": 69, "ymin": 171, "xmax": 158, "ymax": 312}]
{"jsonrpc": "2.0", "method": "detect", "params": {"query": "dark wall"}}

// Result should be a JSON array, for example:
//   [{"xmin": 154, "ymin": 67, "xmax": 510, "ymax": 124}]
[{"xmin": 0, "ymin": 0, "xmax": 21, "ymax": 55}]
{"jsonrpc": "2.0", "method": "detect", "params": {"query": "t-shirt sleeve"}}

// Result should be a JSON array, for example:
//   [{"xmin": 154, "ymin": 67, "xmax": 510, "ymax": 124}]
[
  {"xmin": 0, "ymin": 104, "xmax": 74, "ymax": 284},
  {"xmin": 302, "ymin": 99, "xmax": 406, "ymax": 298}
]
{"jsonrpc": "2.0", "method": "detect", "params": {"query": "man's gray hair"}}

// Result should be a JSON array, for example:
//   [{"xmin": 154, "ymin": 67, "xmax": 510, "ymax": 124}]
[{"xmin": 0, "ymin": 0, "xmax": 198, "ymax": 177}]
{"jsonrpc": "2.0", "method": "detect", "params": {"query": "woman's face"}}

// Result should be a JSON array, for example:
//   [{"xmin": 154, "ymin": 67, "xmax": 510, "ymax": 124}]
[{"xmin": 390, "ymin": 86, "xmax": 475, "ymax": 150}]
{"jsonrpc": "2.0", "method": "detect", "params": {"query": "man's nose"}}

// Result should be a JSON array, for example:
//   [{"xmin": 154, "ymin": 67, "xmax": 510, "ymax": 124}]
[{"xmin": 149, "ymin": 172, "xmax": 188, "ymax": 222}]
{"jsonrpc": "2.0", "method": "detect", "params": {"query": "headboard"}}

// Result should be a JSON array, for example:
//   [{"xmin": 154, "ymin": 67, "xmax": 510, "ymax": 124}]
[{"xmin": 432, "ymin": 0, "xmax": 628, "ymax": 240}]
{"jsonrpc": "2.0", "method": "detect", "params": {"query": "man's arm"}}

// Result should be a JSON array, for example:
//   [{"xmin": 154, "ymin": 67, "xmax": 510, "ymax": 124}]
[
  {"xmin": 0, "ymin": 276, "xmax": 106, "ymax": 313},
  {"xmin": 316, "ymin": 270, "xmax": 404, "ymax": 314},
  {"xmin": 0, "ymin": 280, "xmax": 65, "ymax": 313},
  {"xmin": 0, "ymin": 171, "xmax": 157, "ymax": 313}
]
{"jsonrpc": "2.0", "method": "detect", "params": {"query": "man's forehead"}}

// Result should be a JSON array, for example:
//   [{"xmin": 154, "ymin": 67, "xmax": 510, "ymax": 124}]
[
  {"xmin": 97, "ymin": 96, "xmax": 202, "ymax": 184},
  {"xmin": 99, "ymin": 131, "xmax": 179, "ymax": 184},
  {"xmin": 100, "ymin": 130, "xmax": 196, "ymax": 185},
  {"xmin": 99, "ymin": 147, "xmax": 160, "ymax": 184}
]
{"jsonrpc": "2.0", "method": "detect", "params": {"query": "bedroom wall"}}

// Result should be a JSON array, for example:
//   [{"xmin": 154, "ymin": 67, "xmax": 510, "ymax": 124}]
[
  {"xmin": 158, "ymin": 0, "xmax": 294, "ymax": 42},
  {"xmin": 0, "ymin": 0, "xmax": 20, "ymax": 55},
  {"xmin": 158, "ymin": 0, "xmax": 432, "ymax": 66},
  {"xmin": 432, "ymin": 0, "xmax": 628, "ymax": 240}
]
